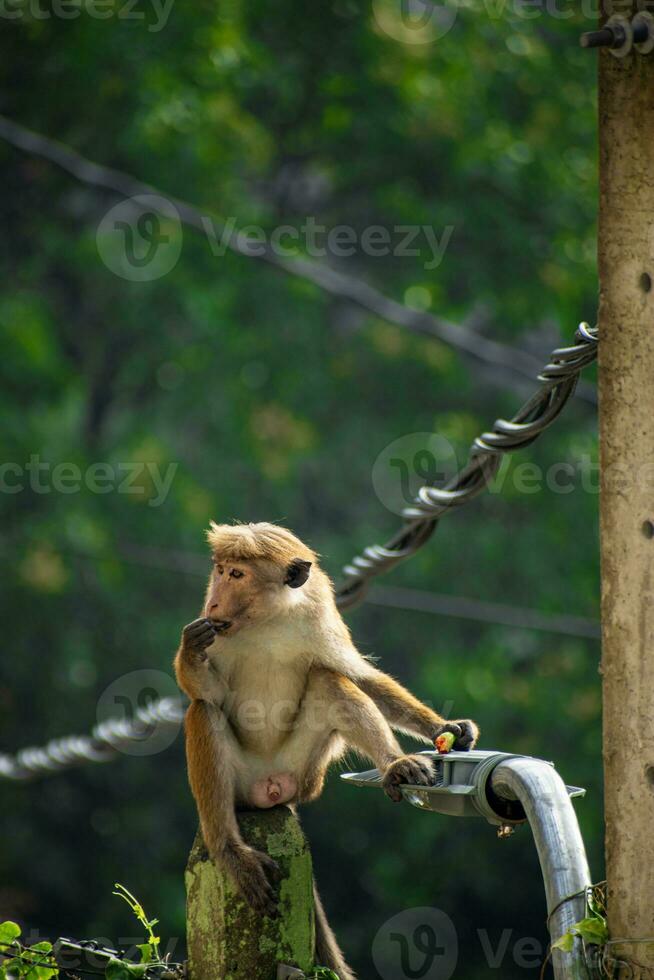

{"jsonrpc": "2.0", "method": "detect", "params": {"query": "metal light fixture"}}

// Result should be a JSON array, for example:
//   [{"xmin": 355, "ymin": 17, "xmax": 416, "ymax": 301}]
[
  {"xmin": 342, "ymin": 750, "xmax": 591, "ymax": 980},
  {"xmin": 342, "ymin": 749, "xmax": 585, "ymax": 829}
]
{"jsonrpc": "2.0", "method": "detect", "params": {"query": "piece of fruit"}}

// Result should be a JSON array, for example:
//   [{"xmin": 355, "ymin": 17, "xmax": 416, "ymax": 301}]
[{"xmin": 435, "ymin": 731, "xmax": 456, "ymax": 754}]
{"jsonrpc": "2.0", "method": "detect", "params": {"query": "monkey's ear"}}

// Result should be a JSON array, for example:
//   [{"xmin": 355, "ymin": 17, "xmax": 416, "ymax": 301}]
[{"xmin": 285, "ymin": 558, "xmax": 312, "ymax": 589}]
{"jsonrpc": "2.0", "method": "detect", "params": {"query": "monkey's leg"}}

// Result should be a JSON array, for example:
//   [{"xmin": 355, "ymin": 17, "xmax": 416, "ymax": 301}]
[
  {"xmin": 357, "ymin": 667, "xmax": 479, "ymax": 750},
  {"xmin": 298, "ymin": 669, "xmax": 437, "ymax": 803},
  {"xmin": 184, "ymin": 699, "xmax": 280, "ymax": 916},
  {"xmin": 297, "ymin": 730, "xmax": 344, "ymax": 802},
  {"xmin": 299, "ymin": 668, "xmax": 403, "ymax": 774}
]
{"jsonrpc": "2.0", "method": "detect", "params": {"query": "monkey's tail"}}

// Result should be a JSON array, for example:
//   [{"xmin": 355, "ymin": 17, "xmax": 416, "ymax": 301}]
[{"xmin": 313, "ymin": 880, "xmax": 357, "ymax": 980}]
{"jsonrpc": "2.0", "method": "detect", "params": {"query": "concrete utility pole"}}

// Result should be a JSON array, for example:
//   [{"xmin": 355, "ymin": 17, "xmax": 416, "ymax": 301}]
[
  {"xmin": 598, "ymin": 1, "xmax": 654, "ymax": 973},
  {"xmin": 185, "ymin": 807, "xmax": 315, "ymax": 980}
]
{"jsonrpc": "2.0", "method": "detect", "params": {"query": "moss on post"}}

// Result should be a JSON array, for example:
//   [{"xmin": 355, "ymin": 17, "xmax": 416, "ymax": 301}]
[{"xmin": 185, "ymin": 806, "xmax": 315, "ymax": 980}]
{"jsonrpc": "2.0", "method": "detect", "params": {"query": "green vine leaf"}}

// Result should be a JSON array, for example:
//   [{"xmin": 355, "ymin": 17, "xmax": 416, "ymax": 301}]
[
  {"xmin": 105, "ymin": 957, "xmax": 146, "ymax": 979},
  {"xmin": 2, "ymin": 958, "xmax": 23, "ymax": 974},
  {"xmin": 112, "ymin": 884, "xmax": 160, "ymax": 961},
  {"xmin": 105, "ymin": 959, "xmax": 132, "ymax": 980},
  {"xmin": 24, "ymin": 965, "xmax": 58, "ymax": 980},
  {"xmin": 572, "ymin": 916, "xmax": 609, "ymax": 946},
  {"xmin": 0, "ymin": 922, "xmax": 21, "ymax": 945},
  {"xmin": 552, "ymin": 914, "xmax": 609, "ymax": 954},
  {"xmin": 552, "ymin": 932, "xmax": 575, "ymax": 953},
  {"xmin": 135, "ymin": 943, "xmax": 152, "ymax": 964}
]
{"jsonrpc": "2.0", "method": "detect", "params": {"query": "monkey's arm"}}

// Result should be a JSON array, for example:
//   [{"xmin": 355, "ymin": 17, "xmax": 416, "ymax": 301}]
[
  {"xmin": 174, "ymin": 617, "xmax": 225, "ymax": 702},
  {"xmin": 314, "ymin": 669, "xmax": 403, "ymax": 770},
  {"xmin": 184, "ymin": 700, "xmax": 280, "ymax": 916},
  {"xmin": 356, "ymin": 667, "xmax": 479, "ymax": 749},
  {"xmin": 299, "ymin": 668, "xmax": 437, "ymax": 803}
]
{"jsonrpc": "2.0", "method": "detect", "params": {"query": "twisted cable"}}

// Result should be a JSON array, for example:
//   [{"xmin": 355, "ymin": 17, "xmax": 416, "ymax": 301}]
[
  {"xmin": 0, "ymin": 697, "xmax": 184, "ymax": 780},
  {"xmin": 0, "ymin": 323, "xmax": 597, "ymax": 779},
  {"xmin": 335, "ymin": 322, "xmax": 597, "ymax": 609}
]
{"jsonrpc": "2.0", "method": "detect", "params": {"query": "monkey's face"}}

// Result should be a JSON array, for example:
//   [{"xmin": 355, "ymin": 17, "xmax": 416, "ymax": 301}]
[{"xmin": 204, "ymin": 556, "xmax": 312, "ymax": 636}]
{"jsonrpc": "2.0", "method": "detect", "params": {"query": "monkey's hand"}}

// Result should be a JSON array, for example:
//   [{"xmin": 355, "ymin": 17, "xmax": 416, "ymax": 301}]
[
  {"xmin": 434, "ymin": 720, "xmax": 479, "ymax": 752},
  {"xmin": 224, "ymin": 843, "xmax": 281, "ymax": 917},
  {"xmin": 181, "ymin": 618, "xmax": 219, "ymax": 664},
  {"xmin": 382, "ymin": 754, "xmax": 436, "ymax": 803}
]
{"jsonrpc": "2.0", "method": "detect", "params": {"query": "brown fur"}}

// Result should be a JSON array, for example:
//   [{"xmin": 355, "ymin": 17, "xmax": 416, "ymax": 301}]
[
  {"xmin": 358, "ymin": 671, "xmax": 451, "ymax": 742},
  {"xmin": 174, "ymin": 522, "xmax": 479, "ymax": 965},
  {"xmin": 207, "ymin": 521, "xmax": 317, "ymax": 565}
]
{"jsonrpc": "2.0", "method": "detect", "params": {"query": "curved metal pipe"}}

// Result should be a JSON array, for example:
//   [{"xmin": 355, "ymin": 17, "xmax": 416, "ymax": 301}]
[{"xmin": 489, "ymin": 757, "xmax": 591, "ymax": 980}]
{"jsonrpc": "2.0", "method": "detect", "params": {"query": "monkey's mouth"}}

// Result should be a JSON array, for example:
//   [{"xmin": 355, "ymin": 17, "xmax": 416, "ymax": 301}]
[{"xmin": 212, "ymin": 620, "xmax": 233, "ymax": 634}]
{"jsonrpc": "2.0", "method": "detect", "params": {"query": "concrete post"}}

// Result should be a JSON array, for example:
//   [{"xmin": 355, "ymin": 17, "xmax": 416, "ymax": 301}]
[{"xmin": 185, "ymin": 806, "xmax": 315, "ymax": 980}]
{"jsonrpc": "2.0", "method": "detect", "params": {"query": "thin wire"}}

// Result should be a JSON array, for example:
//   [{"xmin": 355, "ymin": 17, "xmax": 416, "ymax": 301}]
[
  {"xmin": 538, "ymin": 947, "xmax": 553, "ymax": 980},
  {"xmin": 0, "ymin": 112, "xmax": 597, "ymax": 405},
  {"xmin": 0, "ymin": 323, "xmax": 598, "ymax": 781},
  {"xmin": 605, "ymin": 939, "xmax": 654, "ymax": 946},
  {"xmin": 546, "ymin": 886, "xmax": 588, "ymax": 928},
  {"xmin": 65, "ymin": 544, "xmax": 600, "ymax": 639},
  {"xmin": 366, "ymin": 585, "xmax": 600, "ymax": 639}
]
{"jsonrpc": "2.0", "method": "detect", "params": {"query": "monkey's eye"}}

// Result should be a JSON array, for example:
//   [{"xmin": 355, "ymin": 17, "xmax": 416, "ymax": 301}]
[
  {"xmin": 214, "ymin": 564, "xmax": 224, "ymax": 575},
  {"xmin": 229, "ymin": 568, "xmax": 244, "ymax": 579}
]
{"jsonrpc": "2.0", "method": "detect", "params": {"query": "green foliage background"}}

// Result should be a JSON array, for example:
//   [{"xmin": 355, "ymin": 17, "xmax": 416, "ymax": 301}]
[{"xmin": 0, "ymin": 1, "xmax": 601, "ymax": 977}]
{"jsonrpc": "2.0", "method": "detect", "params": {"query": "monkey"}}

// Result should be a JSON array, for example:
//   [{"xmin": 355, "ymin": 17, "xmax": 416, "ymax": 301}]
[{"xmin": 174, "ymin": 522, "xmax": 479, "ymax": 979}]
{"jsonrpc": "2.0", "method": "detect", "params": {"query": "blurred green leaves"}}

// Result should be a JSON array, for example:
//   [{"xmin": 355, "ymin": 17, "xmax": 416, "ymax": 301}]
[{"xmin": 0, "ymin": 2, "xmax": 601, "ymax": 977}]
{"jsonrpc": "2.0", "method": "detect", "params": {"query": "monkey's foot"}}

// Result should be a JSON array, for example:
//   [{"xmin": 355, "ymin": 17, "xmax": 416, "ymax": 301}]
[
  {"xmin": 434, "ymin": 719, "xmax": 479, "ymax": 751},
  {"xmin": 225, "ymin": 843, "xmax": 282, "ymax": 917},
  {"xmin": 382, "ymin": 754, "xmax": 436, "ymax": 803}
]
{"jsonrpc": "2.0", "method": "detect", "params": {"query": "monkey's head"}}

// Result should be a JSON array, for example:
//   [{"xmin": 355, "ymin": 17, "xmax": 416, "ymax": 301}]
[{"xmin": 203, "ymin": 522, "xmax": 318, "ymax": 636}]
